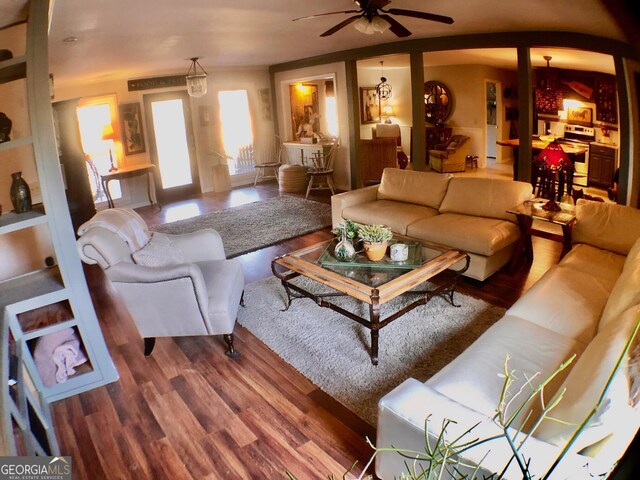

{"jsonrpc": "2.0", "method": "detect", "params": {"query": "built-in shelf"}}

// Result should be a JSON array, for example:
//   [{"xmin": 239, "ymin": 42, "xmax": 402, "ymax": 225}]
[
  {"xmin": 0, "ymin": 56, "xmax": 27, "ymax": 85},
  {"xmin": 0, "ymin": 205, "xmax": 47, "ymax": 235},
  {"xmin": 0, "ymin": 267, "xmax": 65, "ymax": 310},
  {"xmin": 0, "ymin": 135, "xmax": 33, "ymax": 153}
]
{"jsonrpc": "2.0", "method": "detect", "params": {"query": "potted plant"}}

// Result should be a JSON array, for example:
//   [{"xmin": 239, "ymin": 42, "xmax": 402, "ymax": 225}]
[
  {"xmin": 331, "ymin": 220, "xmax": 360, "ymax": 241},
  {"xmin": 358, "ymin": 224, "xmax": 393, "ymax": 261}
]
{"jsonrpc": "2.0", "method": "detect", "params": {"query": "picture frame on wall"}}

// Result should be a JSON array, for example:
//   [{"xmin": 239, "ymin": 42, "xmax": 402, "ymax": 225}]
[
  {"xmin": 566, "ymin": 106, "xmax": 593, "ymax": 126},
  {"xmin": 119, "ymin": 102, "xmax": 146, "ymax": 155},
  {"xmin": 360, "ymin": 87, "xmax": 379, "ymax": 124}
]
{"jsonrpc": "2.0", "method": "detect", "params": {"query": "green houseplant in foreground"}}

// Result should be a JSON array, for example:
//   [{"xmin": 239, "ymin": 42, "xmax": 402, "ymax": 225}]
[{"xmin": 358, "ymin": 224, "xmax": 393, "ymax": 261}]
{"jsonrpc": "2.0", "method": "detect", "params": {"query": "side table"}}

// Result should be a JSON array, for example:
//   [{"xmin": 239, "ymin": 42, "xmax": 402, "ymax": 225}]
[
  {"xmin": 506, "ymin": 200, "xmax": 576, "ymax": 272},
  {"xmin": 100, "ymin": 163, "xmax": 158, "ymax": 209}
]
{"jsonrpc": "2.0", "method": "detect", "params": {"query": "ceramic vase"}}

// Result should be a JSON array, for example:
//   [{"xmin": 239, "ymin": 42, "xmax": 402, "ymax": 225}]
[
  {"xmin": 10, "ymin": 171, "xmax": 32, "ymax": 213},
  {"xmin": 334, "ymin": 226, "xmax": 356, "ymax": 262},
  {"xmin": 363, "ymin": 241, "xmax": 388, "ymax": 261}
]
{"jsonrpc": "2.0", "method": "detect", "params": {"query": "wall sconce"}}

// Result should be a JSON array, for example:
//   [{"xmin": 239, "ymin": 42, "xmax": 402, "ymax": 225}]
[
  {"xmin": 186, "ymin": 57, "xmax": 208, "ymax": 98},
  {"xmin": 101, "ymin": 124, "xmax": 117, "ymax": 172}
]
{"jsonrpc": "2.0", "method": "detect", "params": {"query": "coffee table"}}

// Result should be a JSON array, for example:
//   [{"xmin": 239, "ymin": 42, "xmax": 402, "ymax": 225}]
[{"xmin": 271, "ymin": 235, "xmax": 469, "ymax": 365}]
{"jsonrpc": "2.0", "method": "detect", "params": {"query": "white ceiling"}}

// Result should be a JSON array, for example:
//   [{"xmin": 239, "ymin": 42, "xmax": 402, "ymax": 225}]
[{"xmin": 1, "ymin": 0, "xmax": 629, "ymax": 86}]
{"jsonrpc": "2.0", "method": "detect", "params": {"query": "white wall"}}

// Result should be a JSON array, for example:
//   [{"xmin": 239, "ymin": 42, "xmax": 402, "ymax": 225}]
[{"xmin": 274, "ymin": 62, "xmax": 351, "ymax": 191}]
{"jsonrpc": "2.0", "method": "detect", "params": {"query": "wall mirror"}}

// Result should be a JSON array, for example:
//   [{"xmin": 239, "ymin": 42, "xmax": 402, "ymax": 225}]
[{"xmin": 424, "ymin": 80, "xmax": 452, "ymax": 125}]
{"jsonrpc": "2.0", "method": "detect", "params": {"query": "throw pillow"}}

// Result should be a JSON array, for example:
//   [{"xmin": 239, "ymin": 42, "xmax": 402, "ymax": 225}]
[
  {"xmin": 132, "ymin": 233, "xmax": 185, "ymax": 267},
  {"xmin": 447, "ymin": 141, "xmax": 458, "ymax": 149}
]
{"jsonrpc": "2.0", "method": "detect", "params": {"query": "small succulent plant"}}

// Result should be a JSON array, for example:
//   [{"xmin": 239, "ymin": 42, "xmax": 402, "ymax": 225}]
[
  {"xmin": 358, "ymin": 224, "xmax": 393, "ymax": 244},
  {"xmin": 332, "ymin": 219, "xmax": 360, "ymax": 239}
]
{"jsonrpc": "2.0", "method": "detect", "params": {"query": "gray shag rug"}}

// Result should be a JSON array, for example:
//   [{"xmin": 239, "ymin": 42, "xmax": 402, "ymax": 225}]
[
  {"xmin": 239, "ymin": 276, "xmax": 506, "ymax": 426},
  {"xmin": 153, "ymin": 196, "xmax": 332, "ymax": 258}
]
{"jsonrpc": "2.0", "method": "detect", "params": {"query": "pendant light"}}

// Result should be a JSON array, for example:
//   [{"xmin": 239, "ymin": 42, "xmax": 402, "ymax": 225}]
[
  {"xmin": 375, "ymin": 61, "xmax": 392, "ymax": 101},
  {"xmin": 186, "ymin": 57, "xmax": 208, "ymax": 98}
]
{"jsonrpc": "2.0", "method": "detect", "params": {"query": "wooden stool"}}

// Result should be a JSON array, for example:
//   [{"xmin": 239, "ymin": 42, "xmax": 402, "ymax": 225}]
[{"xmin": 465, "ymin": 155, "xmax": 478, "ymax": 169}]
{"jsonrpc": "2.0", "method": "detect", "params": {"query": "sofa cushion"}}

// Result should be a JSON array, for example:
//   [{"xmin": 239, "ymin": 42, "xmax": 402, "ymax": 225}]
[
  {"xmin": 438, "ymin": 177, "xmax": 533, "ymax": 222},
  {"xmin": 599, "ymin": 238, "xmax": 640, "ymax": 332},
  {"xmin": 572, "ymin": 199, "xmax": 640, "ymax": 255},
  {"xmin": 377, "ymin": 168, "xmax": 452, "ymax": 210},
  {"xmin": 506, "ymin": 264, "xmax": 611, "ymax": 344},
  {"xmin": 560, "ymin": 243, "xmax": 626, "ymax": 292},
  {"xmin": 535, "ymin": 304, "xmax": 640, "ymax": 461},
  {"xmin": 427, "ymin": 315, "xmax": 584, "ymax": 430},
  {"xmin": 342, "ymin": 200, "xmax": 438, "ymax": 235},
  {"xmin": 406, "ymin": 213, "xmax": 521, "ymax": 256}
]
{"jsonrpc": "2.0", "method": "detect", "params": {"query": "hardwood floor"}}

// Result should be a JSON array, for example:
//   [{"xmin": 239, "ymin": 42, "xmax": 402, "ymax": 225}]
[{"xmin": 51, "ymin": 182, "xmax": 563, "ymax": 479}]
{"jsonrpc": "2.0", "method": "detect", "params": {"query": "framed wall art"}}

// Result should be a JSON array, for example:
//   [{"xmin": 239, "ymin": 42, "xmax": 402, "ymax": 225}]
[
  {"xmin": 118, "ymin": 102, "xmax": 146, "ymax": 156},
  {"xmin": 360, "ymin": 87, "xmax": 379, "ymax": 124},
  {"xmin": 566, "ymin": 106, "xmax": 593, "ymax": 126}
]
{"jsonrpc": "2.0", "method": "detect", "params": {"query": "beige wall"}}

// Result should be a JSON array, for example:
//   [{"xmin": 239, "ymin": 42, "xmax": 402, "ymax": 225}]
[
  {"xmin": 424, "ymin": 64, "xmax": 518, "ymax": 167},
  {"xmin": 53, "ymin": 66, "xmax": 273, "ymax": 206}
]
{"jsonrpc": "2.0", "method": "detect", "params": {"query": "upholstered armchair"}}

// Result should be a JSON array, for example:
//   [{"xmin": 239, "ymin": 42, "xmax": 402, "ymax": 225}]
[
  {"xmin": 429, "ymin": 134, "xmax": 471, "ymax": 173},
  {"xmin": 76, "ymin": 208, "xmax": 245, "ymax": 357}
]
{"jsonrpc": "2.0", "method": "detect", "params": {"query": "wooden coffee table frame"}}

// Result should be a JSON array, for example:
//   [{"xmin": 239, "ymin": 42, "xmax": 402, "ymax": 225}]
[{"xmin": 271, "ymin": 240, "xmax": 469, "ymax": 365}]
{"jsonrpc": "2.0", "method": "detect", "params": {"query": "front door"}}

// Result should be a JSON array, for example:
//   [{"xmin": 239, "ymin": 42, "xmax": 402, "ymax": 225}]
[{"xmin": 143, "ymin": 91, "xmax": 200, "ymax": 201}]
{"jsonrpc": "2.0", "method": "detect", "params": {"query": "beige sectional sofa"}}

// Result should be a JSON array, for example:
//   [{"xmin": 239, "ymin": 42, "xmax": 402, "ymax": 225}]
[
  {"xmin": 376, "ymin": 199, "xmax": 640, "ymax": 479},
  {"xmin": 331, "ymin": 168, "xmax": 533, "ymax": 281}
]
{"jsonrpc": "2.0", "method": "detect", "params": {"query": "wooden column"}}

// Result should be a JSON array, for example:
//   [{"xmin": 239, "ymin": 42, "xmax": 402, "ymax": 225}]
[{"xmin": 410, "ymin": 52, "xmax": 426, "ymax": 171}]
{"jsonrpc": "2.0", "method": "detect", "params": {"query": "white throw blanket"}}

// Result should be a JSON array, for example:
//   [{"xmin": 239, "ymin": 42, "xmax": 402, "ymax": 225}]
[
  {"xmin": 53, "ymin": 342, "xmax": 88, "ymax": 384},
  {"xmin": 33, "ymin": 327, "xmax": 89, "ymax": 388},
  {"xmin": 77, "ymin": 208, "xmax": 150, "ymax": 252}
]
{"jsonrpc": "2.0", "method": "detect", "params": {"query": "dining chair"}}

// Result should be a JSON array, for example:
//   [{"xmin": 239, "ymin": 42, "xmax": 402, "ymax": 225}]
[
  {"xmin": 305, "ymin": 141, "xmax": 338, "ymax": 198},
  {"xmin": 254, "ymin": 135, "xmax": 282, "ymax": 186}
]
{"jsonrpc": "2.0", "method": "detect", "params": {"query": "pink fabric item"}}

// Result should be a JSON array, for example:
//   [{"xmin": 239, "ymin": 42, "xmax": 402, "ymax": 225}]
[{"xmin": 33, "ymin": 328, "xmax": 88, "ymax": 388}]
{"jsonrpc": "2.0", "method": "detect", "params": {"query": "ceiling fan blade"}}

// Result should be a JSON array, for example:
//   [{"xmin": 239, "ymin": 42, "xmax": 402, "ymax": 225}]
[
  {"xmin": 379, "ymin": 14, "xmax": 411, "ymax": 37},
  {"xmin": 320, "ymin": 15, "xmax": 362, "ymax": 37},
  {"xmin": 386, "ymin": 8, "xmax": 454, "ymax": 24},
  {"xmin": 293, "ymin": 10, "xmax": 360, "ymax": 22}
]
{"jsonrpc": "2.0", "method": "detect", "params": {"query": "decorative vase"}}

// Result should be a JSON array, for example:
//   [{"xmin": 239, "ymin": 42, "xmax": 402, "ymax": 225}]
[
  {"xmin": 363, "ymin": 241, "xmax": 388, "ymax": 262},
  {"xmin": 10, "ymin": 171, "xmax": 32, "ymax": 213},
  {"xmin": 0, "ymin": 112, "xmax": 12, "ymax": 143},
  {"xmin": 334, "ymin": 226, "xmax": 356, "ymax": 262}
]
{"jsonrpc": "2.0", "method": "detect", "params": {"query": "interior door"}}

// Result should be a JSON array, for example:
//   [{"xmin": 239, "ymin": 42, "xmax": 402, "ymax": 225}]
[{"xmin": 143, "ymin": 91, "xmax": 200, "ymax": 201}]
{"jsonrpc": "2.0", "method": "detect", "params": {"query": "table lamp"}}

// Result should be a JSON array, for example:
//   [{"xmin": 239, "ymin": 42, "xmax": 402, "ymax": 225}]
[
  {"xmin": 101, "ymin": 124, "xmax": 117, "ymax": 172},
  {"xmin": 536, "ymin": 139, "xmax": 571, "ymax": 212},
  {"xmin": 382, "ymin": 105, "xmax": 395, "ymax": 124}
]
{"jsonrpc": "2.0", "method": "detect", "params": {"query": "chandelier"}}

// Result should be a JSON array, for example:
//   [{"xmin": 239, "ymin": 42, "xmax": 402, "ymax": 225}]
[{"xmin": 375, "ymin": 61, "xmax": 392, "ymax": 101}]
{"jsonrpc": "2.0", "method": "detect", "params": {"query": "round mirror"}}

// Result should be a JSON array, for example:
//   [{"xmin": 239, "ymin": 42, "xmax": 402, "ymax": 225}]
[{"xmin": 424, "ymin": 81, "xmax": 452, "ymax": 125}]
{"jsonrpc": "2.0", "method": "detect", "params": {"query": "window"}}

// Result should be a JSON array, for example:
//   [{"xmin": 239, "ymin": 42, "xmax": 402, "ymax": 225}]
[
  {"xmin": 76, "ymin": 95, "xmax": 120, "ymax": 204},
  {"xmin": 218, "ymin": 90, "xmax": 253, "ymax": 175}
]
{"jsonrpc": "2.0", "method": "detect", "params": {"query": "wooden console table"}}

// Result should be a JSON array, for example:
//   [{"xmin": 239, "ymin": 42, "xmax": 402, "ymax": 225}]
[{"xmin": 100, "ymin": 163, "xmax": 158, "ymax": 208}]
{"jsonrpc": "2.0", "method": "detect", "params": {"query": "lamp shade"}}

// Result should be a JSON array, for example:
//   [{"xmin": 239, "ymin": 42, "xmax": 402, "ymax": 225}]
[
  {"xmin": 354, "ymin": 16, "xmax": 390, "ymax": 34},
  {"xmin": 536, "ymin": 139, "xmax": 571, "ymax": 170},
  {"xmin": 382, "ymin": 105, "xmax": 395, "ymax": 116},
  {"xmin": 186, "ymin": 57, "xmax": 208, "ymax": 98},
  {"xmin": 101, "ymin": 124, "xmax": 115, "ymax": 141}
]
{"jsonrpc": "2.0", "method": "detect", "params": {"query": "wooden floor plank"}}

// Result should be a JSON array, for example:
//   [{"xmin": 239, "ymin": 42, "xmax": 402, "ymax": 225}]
[{"xmin": 49, "ymin": 183, "xmax": 562, "ymax": 479}]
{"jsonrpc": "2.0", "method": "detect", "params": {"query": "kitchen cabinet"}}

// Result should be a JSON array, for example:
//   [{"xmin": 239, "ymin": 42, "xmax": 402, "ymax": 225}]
[
  {"xmin": 595, "ymin": 76, "xmax": 618, "ymax": 124},
  {"xmin": 588, "ymin": 143, "xmax": 617, "ymax": 189},
  {"xmin": 0, "ymin": 1, "xmax": 118, "ymax": 456}
]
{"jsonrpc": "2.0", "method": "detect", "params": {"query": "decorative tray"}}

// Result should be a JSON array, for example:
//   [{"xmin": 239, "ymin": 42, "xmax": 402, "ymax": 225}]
[{"xmin": 318, "ymin": 239, "xmax": 422, "ymax": 269}]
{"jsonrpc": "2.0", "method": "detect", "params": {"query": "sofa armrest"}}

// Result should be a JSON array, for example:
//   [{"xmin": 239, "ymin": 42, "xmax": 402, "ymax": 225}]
[
  {"xmin": 376, "ymin": 379, "xmax": 596, "ymax": 479},
  {"xmin": 429, "ymin": 149, "xmax": 447, "ymax": 159},
  {"xmin": 160, "ymin": 228, "xmax": 226, "ymax": 262},
  {"xmin": 331, "ymin": 185, "xmax": 379, "ymax": 228}
]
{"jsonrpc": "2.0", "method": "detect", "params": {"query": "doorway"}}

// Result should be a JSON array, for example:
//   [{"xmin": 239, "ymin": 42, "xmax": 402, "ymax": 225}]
[{"xmin": 143, "ymin": 91, "xmax": 200, "ymax": 201}]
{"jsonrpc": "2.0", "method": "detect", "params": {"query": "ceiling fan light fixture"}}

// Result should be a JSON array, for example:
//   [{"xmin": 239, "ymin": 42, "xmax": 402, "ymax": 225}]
[
  {"xmin": 353, "ymin": 16, "xmax": 390, "ymax": 34},
  {"xmin": 186, "ymin": 57, "xmax": 208, "ymax": 98}
]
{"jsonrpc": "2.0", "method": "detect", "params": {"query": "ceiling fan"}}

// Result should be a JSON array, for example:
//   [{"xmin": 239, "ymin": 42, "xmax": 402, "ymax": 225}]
[{"xmin": 293, "ymin": 0, "xmax": 454, "ymax": 38}]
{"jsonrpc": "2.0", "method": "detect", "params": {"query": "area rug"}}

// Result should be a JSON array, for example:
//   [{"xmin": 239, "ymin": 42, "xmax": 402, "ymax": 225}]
[
  {"xmin": 153, "ymin": 196, "xmax": 332, "ymax": 258},
  {"xmin": 239, "ymin": 276, "xmax": 506, "ymax": 426}
]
